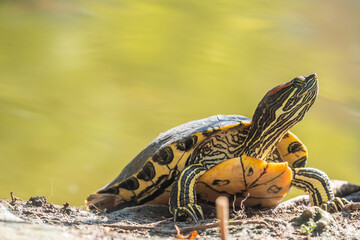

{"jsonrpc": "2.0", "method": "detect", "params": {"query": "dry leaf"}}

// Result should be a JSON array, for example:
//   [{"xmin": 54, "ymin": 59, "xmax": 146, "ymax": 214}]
[{"xmin": 175, "ymin": 224, "xmax": 198, "ymax": 239}]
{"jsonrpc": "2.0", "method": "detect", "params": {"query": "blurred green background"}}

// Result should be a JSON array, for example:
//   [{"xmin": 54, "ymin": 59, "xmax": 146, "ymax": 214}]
[{"xmin": 0, "ymin": 0, "xmax": 359, "ymax": 207}]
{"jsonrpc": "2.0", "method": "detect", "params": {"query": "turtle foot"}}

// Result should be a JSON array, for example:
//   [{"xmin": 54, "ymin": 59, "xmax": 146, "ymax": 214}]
[
  {"xmin": 320, "ymin": 197, "xmax": 350, "ymax": 212},
  {"xmin": 173, "ymin": 203, "xmax": 204, "ymax": 222}
]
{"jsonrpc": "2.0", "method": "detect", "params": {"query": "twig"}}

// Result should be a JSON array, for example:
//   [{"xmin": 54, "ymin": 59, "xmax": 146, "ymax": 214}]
[
  {"xmin": 175, "ymin": 225, "xmax": 181, "ymax": 234},
  {"xmin": 10, "ymin": 192, "xmax": 16, "ymax": 205},
  {"xmin": 62, "ymin": 202, "xmax": 70, "ymax": 217},
  {"xmin": 102, "ymin": 218, "xmax": 171, "ymax": 230},
  {"xmin": 344, "ymin": 202, "xmax": 360, "ymax": 211},
  {"xmin": 264, "ymin": 218, "xmax": 289, "ymax": 226},
  {"xmin": 164, "ymin": 219, "xmax": 269, "ymax": 234},
  {"xmin": 63, "ymin": 202, "xmax": 70, "ymax": 210},
  {"xmin": 232, "ymin": 195, "xmax": 237, "ymax": 215},
  {"xmin": 1, "ymin": 200, "xmax": 14, "ymax": 209},
  {"xmin": 232, "ymin": 193, "xmax": 250, "ymax": 219},
  {"xmin": 231, "ymin": 220, "xmax": 270, "ymax": 228},
  {"xmin": 104, "ymin": 224, "xmax": 155, "ymax": 231},
  {"xmin": 105, "ymin": 219, "xmax": 270, "ymax": 234},
  {"xmin": 216, "ymin": 196, "xmax": 229, "ymax": 240},
  {"xmin": 148, "ymin": 217, "xmax": 173, "ymax": 226},
  {"xmin": 104, "ymin": 217, "xmax": 171, "ymax": 226}
]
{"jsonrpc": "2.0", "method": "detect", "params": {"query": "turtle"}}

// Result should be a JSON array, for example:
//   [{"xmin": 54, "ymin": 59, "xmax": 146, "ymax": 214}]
[{"xmin": 85, "ymin": 73, "xmax": 349, "ymax": 222}]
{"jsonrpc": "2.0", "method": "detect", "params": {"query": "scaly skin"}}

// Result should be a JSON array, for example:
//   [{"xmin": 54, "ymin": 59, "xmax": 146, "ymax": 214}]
[{"xmin": 292, "ymin": 167, "xmax": 349, "ymax": 212}]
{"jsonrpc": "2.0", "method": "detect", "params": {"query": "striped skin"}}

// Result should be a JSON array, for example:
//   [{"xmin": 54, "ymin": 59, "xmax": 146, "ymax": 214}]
[
  {"xmin": 242, "ymin": 75, "xmax": 319, "ymax": 160},
  {"xmin": 292, "ymin": 168, "xmax": 349, "ymax": 212},
  {"xmin": 170, "ymin": 163, "xmax": 207, "ymax": 221}
]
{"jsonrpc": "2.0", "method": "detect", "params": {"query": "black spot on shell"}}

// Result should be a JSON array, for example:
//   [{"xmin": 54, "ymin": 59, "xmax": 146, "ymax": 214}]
[
  {"xmin": 118, "ymin": 177, "xmax": 139, "ymax": 191},
  {"xmin": 137, "ymin": 170, "xmax": 178, "ymax": 205},
  {"xmin": 176, "ymin": 135, "xmax": 198, "ymax": 151},
  {"xmin": 292, "ymin": 156, "xmax": 307, "ymax": 168},
  {"xmin": 98, "ymin": 187, "xmax": 119, "ymax": 195},
  {"xmin": 212, "ymin": 179, "xmax": 230, "ymax": 186},
  {"xmin": 137, "ymin": 161, "xmax": 156, "ymax": 181},
  {"xmin": 152, "ymin": 146, "xmax": 174, "ymax": 165},
  {"xmin": 247, "ymin": 167, "xmax": 254, "ymax": 176},
  {"xmin": 267, "ymin": 185, "xmax": 282, "ymax": 194},
  {"xmin": 287, "ymin": 142, "xmax": 305, "ymax": 154}
]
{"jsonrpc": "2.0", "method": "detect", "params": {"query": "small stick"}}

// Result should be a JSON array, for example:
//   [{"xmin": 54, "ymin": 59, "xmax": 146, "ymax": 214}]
[
  {"xmin": 63, "ymin": 202, "xmax": 70, "ymax": 209},
  {"xmin": 154, "ymin": 219, "xmax": 269, "ymax": 234},
  {"xmin": 10, "ymin": 192, "xmax": 16, "ymax": 204},
  {"xmin": 104, "ymin": 224, "xmax": 155, "ymax": 230},
  {"xmin": 344, "ymin": 202, "xmax": 360, "ymax": 211},
  {"xmin": 148, "ymin": 217, "xmax": 172, "ymax": 226},
  {"xmin": 216, "ymin": 196, "xmax": 229, "ymax": 240},
  {"xmin": 62, "ymin": 202, "xmax": 70, "ymax": 216},
  {"xmin": 175, "ymin": 225, "xmax": 181, "ymax": 234},
  {"xmin": 264, "ymin": 218, "xmax": 289, "ymax": 227},
  {"xmin": 106, "ymin": 219, "xmax": 270, "ymax": 234},
  {"xmin": 232, "ymin": 193, "xmax": 250, "ymax": 219},
  {"xmin": 240, "ymin": 193, "xmax": 250, "ymax": 211}
]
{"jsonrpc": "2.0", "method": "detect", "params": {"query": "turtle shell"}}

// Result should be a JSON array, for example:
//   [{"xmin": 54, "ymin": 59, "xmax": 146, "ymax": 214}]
[
  {"xmin": 86, "ymin": 114, "xmax": 307, "ymax": 211},
  {"xmin": 101, "ymin": 114, "xmax": 250, "ymax": 189}
]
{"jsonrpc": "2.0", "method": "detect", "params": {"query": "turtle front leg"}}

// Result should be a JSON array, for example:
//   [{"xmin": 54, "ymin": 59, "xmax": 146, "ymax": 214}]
[
  {"xmin": 169, "ymin": 164, "xmax": 207, "ymax": 222},
  {"xmin": 292, "ymin": 168, "xmax": 349, "ymax": 212}
]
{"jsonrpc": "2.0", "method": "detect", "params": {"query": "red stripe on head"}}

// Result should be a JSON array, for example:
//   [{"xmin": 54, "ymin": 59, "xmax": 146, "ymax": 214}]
[{"xmin": 268, "ymin": 82, "xmax": 292, "ymax": 96}]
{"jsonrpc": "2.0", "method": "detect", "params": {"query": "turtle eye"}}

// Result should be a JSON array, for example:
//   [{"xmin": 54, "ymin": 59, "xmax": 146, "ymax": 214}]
[{"xmin": 292, "ymin": 78, "xmax": 305, "ymax": 88}]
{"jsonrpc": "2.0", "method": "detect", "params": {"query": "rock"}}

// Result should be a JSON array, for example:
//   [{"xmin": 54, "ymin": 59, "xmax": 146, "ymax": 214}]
[
  {"xmin": 275, "ymin": 195, "xmax": 309, "ymax": 210},
  {"xmin": 291, "ymin": 207, "xmax": 335, "ymax": 234},
  {"xmin": 0, "ymin": 201, "xmax": 82, "ymax": 240},
  {"xmin": 0, "ymin": 201, "xmax": 23, "ymax": 222},
  {"xmin": 276, "ymin": 180, "xmax": 360, "ymax": 212},
  {"xmin": 345, "ymin": 191, "xmax": 360, "ymax": 203},
  {"xmin": 331, "ymin": 180, "xmax": 360, "ymax": 198},
  {"xmin": 107, "ymin": 204, "xmax": 171, "ymax": 221},
  {"xmin": 27, "ymin": 196, "xmax": 48, "ymax": 207}
]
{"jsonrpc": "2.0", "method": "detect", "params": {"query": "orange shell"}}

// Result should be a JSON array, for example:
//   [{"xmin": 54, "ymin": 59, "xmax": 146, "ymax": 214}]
[{"xmin": 196, "ymin": 155, "xmax": 293, "ymax": 208}]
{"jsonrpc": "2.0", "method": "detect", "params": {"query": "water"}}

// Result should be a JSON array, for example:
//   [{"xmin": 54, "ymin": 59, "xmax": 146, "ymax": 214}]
[{"xmin": 0, "ymin": 0, "xmax": 359, "ymax": 206}]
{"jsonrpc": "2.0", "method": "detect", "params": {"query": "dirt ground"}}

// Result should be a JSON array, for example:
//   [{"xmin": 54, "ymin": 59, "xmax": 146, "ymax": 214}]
[{"xmin": 1, "ymin": 187, "xmax": 360, "ymax": 240}]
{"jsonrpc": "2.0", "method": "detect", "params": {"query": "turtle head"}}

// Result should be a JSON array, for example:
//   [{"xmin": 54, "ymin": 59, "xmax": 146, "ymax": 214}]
[
  {"xmin": 244, "ymin": 73, "xmax": 318, "ymax": 159},
  {"xmin": 257, "ymin": 73, "xmax": 318, "ymax": 121}
]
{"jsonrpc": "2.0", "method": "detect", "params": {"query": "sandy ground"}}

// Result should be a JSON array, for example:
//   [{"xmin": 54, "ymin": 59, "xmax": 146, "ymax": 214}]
[{"xmin": 1, "ymin": 188, "xmax": 360, "ymax": 240}]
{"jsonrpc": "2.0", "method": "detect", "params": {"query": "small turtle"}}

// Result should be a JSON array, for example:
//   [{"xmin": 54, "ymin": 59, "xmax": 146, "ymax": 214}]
[{"xmin": 86, "ymin": 73, "xmax": 349, "ymax": 221}]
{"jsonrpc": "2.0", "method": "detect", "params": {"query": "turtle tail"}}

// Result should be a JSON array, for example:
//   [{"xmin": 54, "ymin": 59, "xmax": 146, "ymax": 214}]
[{"xmin": 85, "ymin": 191, "xmax": 123, "ymax": 212}]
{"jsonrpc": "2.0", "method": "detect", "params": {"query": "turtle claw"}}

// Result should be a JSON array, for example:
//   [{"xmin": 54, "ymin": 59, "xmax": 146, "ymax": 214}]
[
  {"xmin": 320, "ymin": 197, "xmax": 350, "ymax": 212},
  {"xmin": 173, "ymin": 203, "xmax": 204, "ymax": 222}
]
